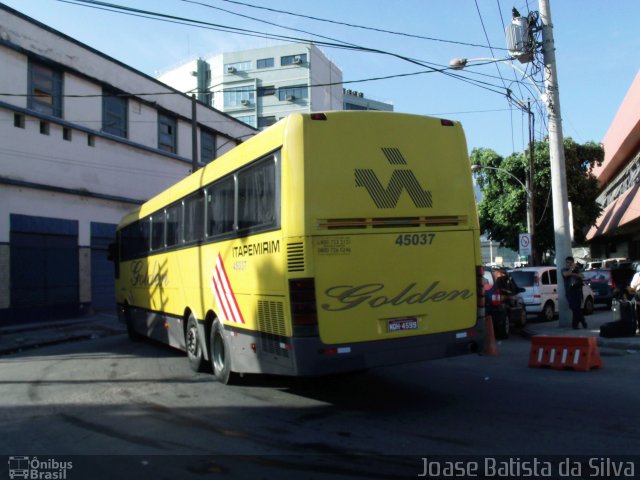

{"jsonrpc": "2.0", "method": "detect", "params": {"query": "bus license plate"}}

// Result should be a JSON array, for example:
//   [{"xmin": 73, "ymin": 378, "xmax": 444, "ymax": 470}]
[{"xmin": 388, "ymin": 317, "xmax": 418, "ymax": 332}]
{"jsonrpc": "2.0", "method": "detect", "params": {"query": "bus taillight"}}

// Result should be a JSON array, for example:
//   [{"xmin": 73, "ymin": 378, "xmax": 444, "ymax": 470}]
[{"xmin": 289, "ymin": 278, "xmax": 318, "ymax": 336}]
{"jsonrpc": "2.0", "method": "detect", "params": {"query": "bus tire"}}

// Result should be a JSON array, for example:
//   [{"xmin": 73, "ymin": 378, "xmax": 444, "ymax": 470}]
[
  {"xmin": 124, "ymin": 305, "xmax": 143, "ymax": 342},
  {"xmin": 210, "ymin": 319, "xmax": 239, "ymax": 385},
  {"xmin": 186, "ymin": 314, "xmax": 208, "ymax": 373}
]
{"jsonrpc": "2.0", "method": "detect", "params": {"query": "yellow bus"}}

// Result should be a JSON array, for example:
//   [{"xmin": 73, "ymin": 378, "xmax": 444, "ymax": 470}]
[{"xmin": 113, "ymin": 111, "xmax": 484, "ymax": 384}]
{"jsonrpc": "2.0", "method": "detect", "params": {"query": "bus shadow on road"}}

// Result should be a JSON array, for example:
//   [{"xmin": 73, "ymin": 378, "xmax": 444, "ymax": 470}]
[{"xmin": 233, "ymin": 368, "xmax": 452, "ymax": 412}]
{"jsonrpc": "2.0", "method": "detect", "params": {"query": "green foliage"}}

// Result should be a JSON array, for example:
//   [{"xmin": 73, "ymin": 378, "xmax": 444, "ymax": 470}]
[{"xmin": 471, "ymin": 138, "xmax": 603, "ymax": 261}]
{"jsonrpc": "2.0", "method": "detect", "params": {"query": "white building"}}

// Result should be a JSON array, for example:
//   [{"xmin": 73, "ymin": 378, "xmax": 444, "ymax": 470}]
[
  {"xmin": 343, "ymin": 88, "xmax": 393, "ymax": 112},
  {"xmin": 157, "ymin": 43, "xmax": 392, "ymax": 129},
  {"xmin": 0, "ymin": 5, "xmax": 256, "ymax": 322}
]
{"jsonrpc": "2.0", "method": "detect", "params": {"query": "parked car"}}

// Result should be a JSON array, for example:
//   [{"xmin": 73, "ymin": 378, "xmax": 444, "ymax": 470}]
[
  {"xmin": 583, "ymin": 266, "xmax": 635, "ymax": 308},
  {"xmin": 483, "ymin": 266, "xmax": 527, "ymax": 339},
  {"xmin": 508, "ymin": 266, "xmax": 595, "ymax": 321}
]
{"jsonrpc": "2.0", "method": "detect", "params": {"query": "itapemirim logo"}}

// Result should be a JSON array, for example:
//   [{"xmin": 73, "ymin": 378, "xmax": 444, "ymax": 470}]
[
  {"xmin": 8, "ymin": 456, "xmax": 73, "ymax": 479},
  {"xmin": 354, "ymin": 147, "xmax": 433, "ymax": 209}
]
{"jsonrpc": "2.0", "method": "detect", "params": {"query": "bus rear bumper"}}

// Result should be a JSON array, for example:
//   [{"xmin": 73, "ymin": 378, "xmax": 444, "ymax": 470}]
[
  {"xmin": 228, "ymin": 326, "xmax": 483, "ymax": 377},
  {"xmin": 291, "ymin": 330, "xmax": 482, "ymax": 376}
]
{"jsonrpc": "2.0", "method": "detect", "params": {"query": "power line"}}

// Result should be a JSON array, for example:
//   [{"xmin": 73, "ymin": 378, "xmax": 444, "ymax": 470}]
[
  {"xmin": 178, "ymin": 0, "xmax": 362, "ymax": 50},
  {"xmin": 55, "ymin": 0, "xmax": 515, "ymax": 99},
  {"xmin": 217, "ymin": 0, "xmax": 509, "ymax": 51},
  {"xmin": 2, "ymin": 60, "xmax": 520, "ymax": 100}
]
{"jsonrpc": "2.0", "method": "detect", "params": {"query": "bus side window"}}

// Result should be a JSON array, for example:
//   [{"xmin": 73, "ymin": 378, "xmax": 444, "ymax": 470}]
[
  {"xmin": 184, "ymin": 191, "xmax": 205, "ymax": 243},
  {"xmin": 165, "ymin": 202, "xmax": 182, "ymax": 247},
  {"xmin": 151, "ymin": 212, "xmax": 165, "ymax": 251},
  {"xmin": 137, "ymin": 219, "xmax": 150, "ymax": 257},
  {"xmin": 207, "ymin": 177, "xmax": 234, "ymax": 237},
  {"xmin": 237, "ymin": 157, "xmax": 277, "ymax": 231}
]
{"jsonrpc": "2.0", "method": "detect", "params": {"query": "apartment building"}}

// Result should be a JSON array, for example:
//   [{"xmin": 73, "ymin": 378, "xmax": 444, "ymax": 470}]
[
  {"xmin": 158, "ymin": 43, "xmax": 392, "ymax": 129},
  {"xmin": 0, "ymin": 5, "xmax": 256, "ymax": 322}
]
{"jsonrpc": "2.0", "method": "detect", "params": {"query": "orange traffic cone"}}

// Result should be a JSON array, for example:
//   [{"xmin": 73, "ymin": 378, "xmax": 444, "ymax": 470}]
[{"xmin": 484, "ymin": 314, "xmax": 498, "ymax": 356}]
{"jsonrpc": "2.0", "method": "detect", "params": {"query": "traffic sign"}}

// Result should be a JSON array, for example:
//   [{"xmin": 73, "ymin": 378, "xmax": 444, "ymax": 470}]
[{"xmin": 519, "ymin": 233, "xmax": 531, "ymax": 256}]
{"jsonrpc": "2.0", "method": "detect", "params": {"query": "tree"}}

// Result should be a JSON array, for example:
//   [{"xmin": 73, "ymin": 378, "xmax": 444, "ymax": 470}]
[{"xmin": 471, "ymin": 138, "xmax": 603, "ymax": 264}]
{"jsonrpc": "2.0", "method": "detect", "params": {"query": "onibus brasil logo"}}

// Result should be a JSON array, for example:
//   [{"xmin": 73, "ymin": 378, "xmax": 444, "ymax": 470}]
[{"xmin": 8, "ymin": 456, "xmax": 73, "ymax": 479}]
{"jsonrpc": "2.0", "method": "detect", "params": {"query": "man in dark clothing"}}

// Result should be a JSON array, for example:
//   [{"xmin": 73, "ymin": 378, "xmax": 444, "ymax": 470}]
[{"xmin": 561, "ymin": 256, "xmax": 587, "ymax": 329}]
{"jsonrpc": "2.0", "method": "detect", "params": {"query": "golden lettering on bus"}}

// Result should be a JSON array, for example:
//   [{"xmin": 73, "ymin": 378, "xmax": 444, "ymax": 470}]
[
  {"xmin": 321, "ymin": 282, "xmax": 473, "ymax": 312},
  {"xmin": 130, "ymin": 260, "xmax": 169, "ymax": 288}
]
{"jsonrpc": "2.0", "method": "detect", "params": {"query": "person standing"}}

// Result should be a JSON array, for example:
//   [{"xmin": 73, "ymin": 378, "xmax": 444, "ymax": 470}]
[{"xmin": 561, "ymin": 256, "xmax": 587, "ymax": 329}]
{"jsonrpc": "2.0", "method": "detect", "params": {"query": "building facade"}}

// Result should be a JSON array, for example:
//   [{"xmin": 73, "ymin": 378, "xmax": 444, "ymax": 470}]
[
  {"xmin": 0, "ymin": 5, "xmax": 256, "ymax": 322},
  {"xmin": 343, "ymin": 88, "xmax": 393, "ymax": 112},
  {"xmin": 157, "ymin": 43, "xmax": 392, "ymax": 129},
  {"xmin": 586, "ymin": 71, "xmax": 640, "ymax": 260}
]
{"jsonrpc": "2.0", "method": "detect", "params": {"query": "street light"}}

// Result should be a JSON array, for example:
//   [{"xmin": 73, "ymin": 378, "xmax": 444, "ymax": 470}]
[
  {"xmin": 471, "ymin": 164, "xmax": 535, "ymax": 265},
  {"xmin": 456, "ymin": 56, "xmax": 539, "ymax": 266},
  {"xmin": 449, "ymin": 57, "xmax": 545, "ymax": 99}
]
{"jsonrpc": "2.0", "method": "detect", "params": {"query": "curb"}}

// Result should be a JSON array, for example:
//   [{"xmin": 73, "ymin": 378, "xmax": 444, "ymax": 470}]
[{"xmin": 0, "ymin": 314, "xmax": 125, "ymax": 356}]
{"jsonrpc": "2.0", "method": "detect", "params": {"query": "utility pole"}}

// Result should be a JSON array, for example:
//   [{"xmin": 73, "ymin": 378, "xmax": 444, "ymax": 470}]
[
  {"xmin": 191, "ymin": 94, "xmax": 198, "ymax": 173},
  {"xmin": 539, "ymin": 0, "xmax": 572, "ymax": 327},
  {"xmin": 526, "ymin": 100, "xmax": 536, "ymax": 266}
]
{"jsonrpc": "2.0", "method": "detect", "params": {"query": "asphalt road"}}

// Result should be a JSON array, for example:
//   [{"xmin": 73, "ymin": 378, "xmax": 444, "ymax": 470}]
[{"xmin": 1, "ymin": 328, "xmax": 639, "ymax": 479}]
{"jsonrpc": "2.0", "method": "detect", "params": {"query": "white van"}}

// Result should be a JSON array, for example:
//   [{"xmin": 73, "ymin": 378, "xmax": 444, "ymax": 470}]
[{"xmin": 509, "ymin": 266, "xmax": 595, "ymax": 321}]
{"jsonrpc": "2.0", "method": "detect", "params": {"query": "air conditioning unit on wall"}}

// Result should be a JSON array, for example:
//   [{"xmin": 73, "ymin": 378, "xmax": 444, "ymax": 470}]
[
  {"xmin": 241, "ymin": 99, "xmax": 250, "ymax": 106},
  {"xmin": 226, "ymin": 66, "xmax": 236, "ymax": 74}
]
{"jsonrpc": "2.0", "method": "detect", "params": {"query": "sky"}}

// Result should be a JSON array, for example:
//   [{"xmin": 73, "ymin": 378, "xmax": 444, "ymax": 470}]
[{"xmin": 3, "ymin": 0, "xmax": 639, "ymax": 157}]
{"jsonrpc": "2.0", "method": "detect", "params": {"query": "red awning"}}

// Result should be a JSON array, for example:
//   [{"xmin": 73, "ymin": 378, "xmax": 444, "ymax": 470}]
[{"xmin": 587, "ymin": 184, "xmax": 640, "ymax": 239}]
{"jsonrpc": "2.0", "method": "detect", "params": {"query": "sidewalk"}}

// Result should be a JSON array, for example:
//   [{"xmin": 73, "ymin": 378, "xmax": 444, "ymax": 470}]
[
  {"xmin": 522, "ymin": 307, "xmax": 640, "ymax": 354},
  {"xmin": 0, "ymin": 311, "xmax": 125, "ymax": 355}
]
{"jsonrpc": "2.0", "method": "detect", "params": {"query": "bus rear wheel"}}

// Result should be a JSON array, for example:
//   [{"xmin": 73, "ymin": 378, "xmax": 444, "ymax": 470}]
[
  {"xmin": 210, "ymin": 319, "xmax": 240, "ymax": 385},
  {"xmin": 186, "ymin": 314, "xmax": 208, "ymax": 373}
]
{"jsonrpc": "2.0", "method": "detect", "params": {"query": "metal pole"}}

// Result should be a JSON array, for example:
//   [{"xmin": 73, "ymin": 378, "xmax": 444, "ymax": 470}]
[
  {"xmin": 539, "ymin": 0, "xmax": 572, "ymax": 327},
  {"xmin": 526, "ymin": 100, "xmax": 536, "ymax": 266},
  {"xmin": 191, "ymin": 94, "xmax": 198, "ymax": 173}
]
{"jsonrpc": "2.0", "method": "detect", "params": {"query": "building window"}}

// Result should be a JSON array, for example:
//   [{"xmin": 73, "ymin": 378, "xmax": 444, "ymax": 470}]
[
  {"xmin": 281, "ymin": 54, "xmax": 307, "ymax": 66},
  {"xmin": 63, "ymin": 127, "xmax": 72, "ymax": 141},
  {"xmin": 87, "ymin": 134, "xmax": 95, "ymax": 147},
  {"xmin": 223, "ymin": 86, "xmax": 255, "ymax": 107},
  {"xmin": 158, "ymin": 113, "xmax": 177, "ymax": 153},
  {"xmin": 278, "ymin": 85, "xmax": 308, "ymax": 101},
  {"xmin": 200, "ymin": 129, "xmax": 216, "ymax": 165},
  {"xmin": 257, "ymin": 58, "xmax": 274, "ymax": 69},
  {"xmin": 224, "ymin": 61, "xmax": 251, "ymax": 73},
  {"xmin": 235, "ymin": 115, "xmax": 257, "ymax": 128},
  {"xmin": 39, "ymin": 121, "xmax": 49, "ymax": 135},
  {"xmin": 102, "ymin": 91, "xmax": 128, "ymax": 138},
  {"xmin": 345, "ymin": 103, "xmax": 368, "ymax": 111},
  {"xmin": 14, "ymin": 113, "xmax": 25, "ymax": 128},
  {"xmin": 258, "ymin": 116, "xmax": 277, "ymax": 128},
  {"xmin": 257, "ymin": 86, "xmax": 276, "ymax": 97},
  {"xmin": 28, "ymin": 61, "xmax": 63, "ymax": 117}
]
